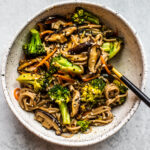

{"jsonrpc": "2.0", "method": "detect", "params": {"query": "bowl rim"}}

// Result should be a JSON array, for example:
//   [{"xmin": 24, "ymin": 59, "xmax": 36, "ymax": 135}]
[{"xmin": 1, "ymin": 1, "xmax": 147, "ymax": 147}]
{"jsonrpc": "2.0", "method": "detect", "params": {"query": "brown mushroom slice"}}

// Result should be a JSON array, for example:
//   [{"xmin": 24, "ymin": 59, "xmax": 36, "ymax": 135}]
[
  {"xmin": 45, "ymin": 26, "xmax": 77, "ymax": 43},
  {"xmin": 35, "ymin": 110, "xmax": 61, "ymax": 135},
  {"xmin": 104, "ymin": 83, "xmax": 119, "ymax": 99},
  {"xmin": 63, "ymin": 26, "xmax": 77, "ymax": 36},
  {"xmin": 70, "ymin": 87, "xmax": 80, "ymax": 117},
  {"xmin": 51, "ymin": 20, "xmax": 66, "ymax": 29},
  {"xmin": 46, "ymin": 33, "xmax": 67, "ymax": 43},
  {"xmin": 88, "ymin": 45, "xmax": 100, "ymax": 73},
  {"xmin": 61, "ymin": 49, "xmax": 88, "ymax": 62},
  {"xmin": 68, "ymin": 40, "xmax": 92, "ymax": 54}
]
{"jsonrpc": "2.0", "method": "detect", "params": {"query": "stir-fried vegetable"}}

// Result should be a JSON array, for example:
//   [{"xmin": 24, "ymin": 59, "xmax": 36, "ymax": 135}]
[
  {"xmin": 81, "ymin": 78, "xmax": 106, "ymax": 102},
  {"xmin": 77, "ymin": 120, "xmax": 90, "ymax": 132},
  {"xmin": 72, "ymin": 7, "xmax": 100, "ymax": 24},
  {"xmin": 52, "ymin": 55, "xmax": 83, "ymax": 74},
  {"xmin": 15, "ymin": 7, "xmax": 128, "ymax": 136},
  {"xmin": 113, "ymin": 79, "xmax": 128, "ymax": 94},
  {"xmin": 17, "ymin": 73, "xmax": 46, "ymax": 92},
  {"xmin": 48, "ymin": 85, "xmax": 71, "ymax": 125},
  {"xmin": 23, "ymin": 29, "xmax": 46, "ymax": 58},
  {"xmin": 101, "ymin": 39, "xmax": 123, "ymax": 59}
]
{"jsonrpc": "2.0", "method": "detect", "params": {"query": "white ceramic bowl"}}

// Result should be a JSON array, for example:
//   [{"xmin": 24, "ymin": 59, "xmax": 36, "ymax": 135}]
[{"xmin": 1, "ymin": 1, "xmax": 146, "ymax": 147}]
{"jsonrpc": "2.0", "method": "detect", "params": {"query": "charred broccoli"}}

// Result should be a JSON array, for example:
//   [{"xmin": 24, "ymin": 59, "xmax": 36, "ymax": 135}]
[
  {"xmin": 77, "ymin": 120, "xmax": 90, "ymax": 132},
  {"xmin": 16, "ymin": 73, "xmax": 46, "ymax": 92},
  {"xmin": 48, "ymin": 85, "xmax": 71, "ymax": 124},
  {"xmin": 23, "ymin": 29, "xmax": 46, "ymax": 58},
  {"xmin": 72, "ymin": 7, "xmax": 100, "ymax": 25},
  {"xmin": 52, "ymin": 55, "xmax": 83, "ymax": 74},
  {"xmin": 101, "ymin": 39, "xmax": 123, "ymax": 59},
  {"xmin": 113, "ymin": 79, "xmax": 128, "ymax": 104},
  {"xmin": 113, "ymin": 79, "xmax": 128, "ymax": 94},
  {"xmin": 81, "ymin": 78, "xmax": 106, "ymax": 102}
]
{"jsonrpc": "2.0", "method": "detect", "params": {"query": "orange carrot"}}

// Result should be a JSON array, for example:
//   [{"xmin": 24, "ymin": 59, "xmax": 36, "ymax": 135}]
[
  {"xmin": 100, "ymin": 56, "xmax": 111, "ymax": 75},
  {"xmin": 14, "ymin": 88, "xmax": 20, "ymax": 100},
  {"xmin": 82, "ymin": 75, "xmax": 99, "ymax": 82},
  {"xmin": 35, "ymin": 47, "xmax": 57, "ymax": 69},
  {"xmin": 64, "ymin": 22, "xmax": 73, "ymax": 26},
  {"xmin": 44, "ymin": 61, "xmax": 50, "ymax": 70},
  {"xmin": 40, "ymin": 30, "xmax": 54, "ymax": 38},
  {"xmin": 53, "ymin": 74, "xmax": 75, "ymax": 83},
  {"xmin": 57, "ymin": 70, "xmax": 65, "ymax": 74}
]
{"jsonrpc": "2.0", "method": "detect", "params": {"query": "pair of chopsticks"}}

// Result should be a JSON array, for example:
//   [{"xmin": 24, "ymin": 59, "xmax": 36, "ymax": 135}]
[{"xmin": 102, "ymin": 58, "xmax": 150, "ymax": 107}]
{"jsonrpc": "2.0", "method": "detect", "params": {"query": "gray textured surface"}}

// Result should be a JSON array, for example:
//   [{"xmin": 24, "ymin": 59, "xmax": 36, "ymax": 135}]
[{"xmin": 0, "ymin": 0, "xmax": 150, "ymax": 150}]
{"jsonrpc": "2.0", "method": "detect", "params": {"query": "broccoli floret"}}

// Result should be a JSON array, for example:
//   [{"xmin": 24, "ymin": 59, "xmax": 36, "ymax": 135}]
[
  {"xmin": 23, "ymin": 29, "xmax": 46, "ymax": 58},
  {"xmin": 113, "ymin": 79, "xmax": 128, "ymax": 94},
  {"xmin": 48, "ymin": 85, "xmax": 71, "ymax": 124},
  {"xmin": 52, "ymin": 55, "xmax": 83, "ymax": 74},
  {"xmin": 17, "ymin": 73, "xmax": 46, "ymax": 92},
  {"xmin": 112, "ymin": 80, "xmax": 128, "ymax": 105},
  {"xmin": 101, "ymin": 39, "xmax": 123, "ymax": 60},
  {"xmin": 49, "ymin": 64, "xmax": 57, "ymax": 75},
  {"xmin": 77, "ymin": 120, "xmax": 90, "ymax": 132},
  {"xmin": 81, "ymin": 78, "xmax": 106, "ymax": 102},
  {"xmin": 72, "ymin": 7, "xmax": 100, "ymax": 25}
]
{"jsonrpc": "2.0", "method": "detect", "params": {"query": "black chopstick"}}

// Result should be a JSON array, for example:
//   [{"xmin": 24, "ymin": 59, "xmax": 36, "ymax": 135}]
[{"xmin": 111, "ymin": 67, "xmax": 150, "ymax": 107}]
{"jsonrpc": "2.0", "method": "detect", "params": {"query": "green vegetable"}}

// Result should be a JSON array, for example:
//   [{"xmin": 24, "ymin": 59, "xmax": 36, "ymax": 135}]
[
  {"xmin": 23, "ymin": 29, "xmax": 46, "ymax": 58},
  {"xmin": 101, "ymin": 39, "xmax": 123, "ymax": 59},
  {"xmin": 16, "ymin": 73, "xmax": 46, "ymax": 92},
  {"xmin": 48, "ymin": 85, "xmax": 71, "ymax": 124},
  {"xmin": 52, "ymin": 55, "xmax": 83, "ymax": 74},
  {"xmin": 77, "ymin": 120, "xmax": 90, "ymax": 132},
  {"xmin": 81, "ymin": 78, "xmax": 106, "ymax": 102},
  {"xmin": 113, "ymin": 79, "xmax": 128, "ymax": 94},
  {"xmin": 72, "ymin": 7, "xmax": 100, "ymax": 25},
  {"xmin": 120, "ymin": 97, "xmax": 126, "ymax": 104},
  {"xmin": 49, "ymin": 64, "xmax": 57, "ymax": 75}
]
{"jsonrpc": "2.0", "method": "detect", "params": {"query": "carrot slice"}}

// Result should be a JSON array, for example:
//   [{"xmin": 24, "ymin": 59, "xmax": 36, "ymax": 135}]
[
  {"xmin": 64, "ymin": 22, "xmax": 73, "ymax": 26},
  {"xmin": 40, "ymin": 30, "xmax": 54, "ymax": 38},
  {"xmin": 53, "ymin": 74, "xmax": 75, "ymax": 83},
  {"xmin": 100, "ymin": 55, "xmax": 111, "ymax": 75},
  {"xmin": 44, "ymin": 61, "xmax": 50, "ymax": 70},
  {"xmin": 82, "ymin": 75, "xmax": 99, "ymax": 82},
  {"xmin": 14, "ymin": 88, "xmax": 20, "ymax": 100},
  {"xmin": 35, "ymin": 47, "xmax": 57, "ymax": 70}
]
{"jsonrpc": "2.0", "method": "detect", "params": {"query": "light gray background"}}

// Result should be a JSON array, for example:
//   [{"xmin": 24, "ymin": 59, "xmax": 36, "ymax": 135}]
[{"xmin": 0, "ymin": 0, "xmax": 150, "ymax": 150}]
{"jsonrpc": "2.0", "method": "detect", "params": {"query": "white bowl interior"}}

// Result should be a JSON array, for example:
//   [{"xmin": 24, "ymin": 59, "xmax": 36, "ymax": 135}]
[{"xmin": 3, "ymin": 2, "xmax": 144, "ymax": 146}]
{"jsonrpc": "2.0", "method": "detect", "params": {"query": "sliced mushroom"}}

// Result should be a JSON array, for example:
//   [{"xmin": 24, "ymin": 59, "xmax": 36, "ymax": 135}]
[
  {"xmin": 88, "ymin": 45, "xmax": 100, "ymax": 73},
  {"xmin": 61, "ymin": 49, "xmax": 88, "ymax": 62},
  {"xmin": 69, "ymin": 85, "xmax": 80, "ymax": 117},
  {"xmin": 68, "ymin": 40, "xmax": 92, "ymax": 54},
  {"xmin": 51, "ymin": 20, "xmax": 66, "ymax": 29},
  {"xmin": 45, "ymin": 26, "xmax": 77, "ymax": 43},
  {"xmin": 35, "ymin": 110, "xmax": 62, "ymax": 135}
]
